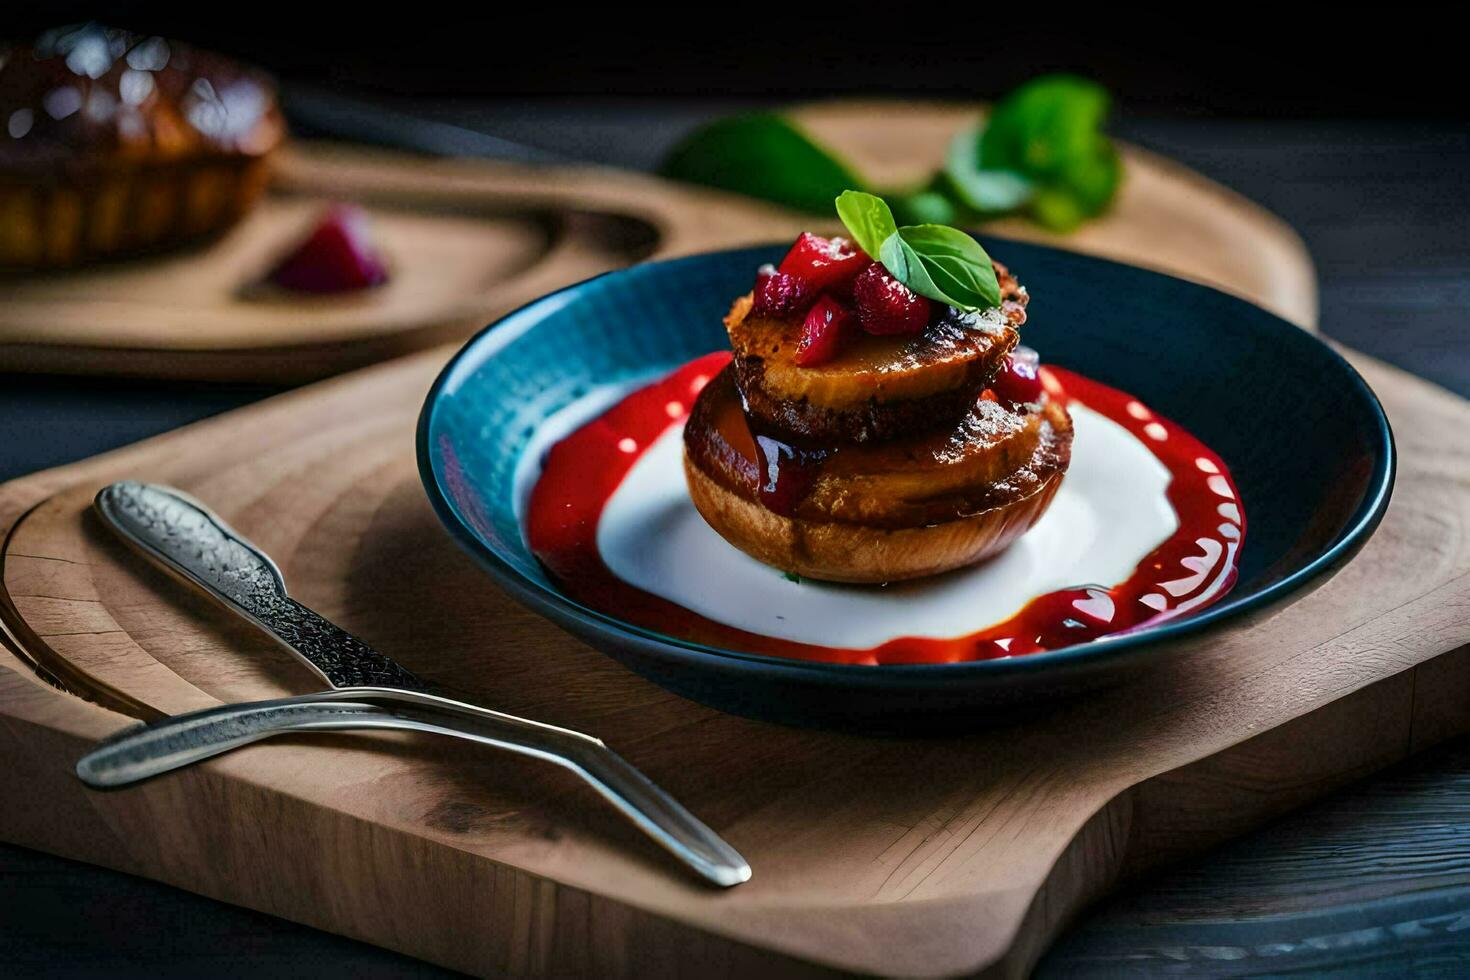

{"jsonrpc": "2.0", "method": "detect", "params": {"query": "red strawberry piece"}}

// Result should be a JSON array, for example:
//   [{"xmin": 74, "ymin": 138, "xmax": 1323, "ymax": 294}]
[
  {"xmin": 794, "ymin": 295, "xmax": 854, "ymax": 366},
  {"xmin": 851, "ymin": 263, "xmax": 930, "ymax": 335},
  {"xmin": 991, "ymin": 346, "xmax": 1045, "ymax": 406},
  {"xmin": 777, "ymin": 232, "xmax": 870, "ymax": 293},
  {"xmin": 751, "ymin": 263, "xmax": 814, "ymax": 318},
  {"xmin": 270, "ymin": 205, "xmax": 389, "ymax": 294}
]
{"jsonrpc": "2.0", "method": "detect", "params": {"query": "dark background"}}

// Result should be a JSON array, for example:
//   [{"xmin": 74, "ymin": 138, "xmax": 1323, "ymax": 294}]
[
  {"xmin": 4, "ymin": 9, "xmax": 1470, "ymax": 979},
  {"xmin": 10, "ymin": 8, "xmax": 1468, "ymax": 119}
]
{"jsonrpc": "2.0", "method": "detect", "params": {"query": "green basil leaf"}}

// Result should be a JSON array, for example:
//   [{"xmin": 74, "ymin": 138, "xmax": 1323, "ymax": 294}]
[
  {"xmin": 943, "ymin": 127, "xmax": 1033, "ymax": 213},
  {"xmin": 834, "ymin": 190, "xmax": 898, "ymax": 258},
  {"xmin": 878, "ymin": 225, "xmax": 1000, "ymax": 311},
  {"xmin": 1058, "ymin": 135, "xmax": 1121, "ymax": 215},
  {"xmin": 899, "ymin": 225, "xmax": 1003, "ymax": 309},
  {"xmin": 888, "ymin": 188, "xmax": 958, "ymax": 227},
  {"xmin": 1028, "ymin": 139, "xmax": 1121, "ymax": 231},
  {"xmin": 978, "ymin": 74, "xmax": 1121, "ymax": 225},
  {"xmin": 877, "ymin": 232, "xmax": 928, "ymax": 297},
  {"xmin": 1028, "ymin": 187, "xmax": 1088, "ymax": 233},
  {"xmin": 943, "ymin": 167, "xmax": 1034, "ymax": 215},
  {"xmin": 661, "ymin": 114, "xmax": 866, "ymax": 214},
  {"xmin": 981, "ymin": 74, "xmax": 1109, "ymax": 177}
]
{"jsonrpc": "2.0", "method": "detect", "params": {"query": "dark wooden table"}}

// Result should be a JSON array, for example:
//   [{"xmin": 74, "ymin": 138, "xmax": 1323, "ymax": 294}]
[{"xmin": 2, "ymin": 106, "xmax": 1467, "ymax": 978}]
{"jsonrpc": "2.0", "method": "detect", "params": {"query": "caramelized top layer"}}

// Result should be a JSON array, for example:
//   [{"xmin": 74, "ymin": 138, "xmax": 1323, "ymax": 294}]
[
  {"xmin": 0, "ymin": 25, "xmax": 283, "ymax": 174},
  {"xmin": 728, "ymin": 297, "xmax": 1018, "ymax": 410},
  {"xmin": 726, "ymin": 283, "xmax": 1024, "ymax": 444}
]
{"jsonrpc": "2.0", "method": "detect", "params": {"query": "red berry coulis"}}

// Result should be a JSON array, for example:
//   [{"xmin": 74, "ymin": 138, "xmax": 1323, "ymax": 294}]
[{"xmin": 525, "ymin": 353, "xmax": 1246, "ymax": 666}]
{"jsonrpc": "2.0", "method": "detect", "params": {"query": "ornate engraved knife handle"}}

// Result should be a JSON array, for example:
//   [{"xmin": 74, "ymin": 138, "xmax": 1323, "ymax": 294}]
[
  {"xmin": 88, "ymin": 483, "xmax": 753, "ymax": 887},
  {"xmin": 75, "ymin": 688, "xmax": 752, "ymax": 888},
  {"xmin": 94, "ymin": 482, "xmax": 426, "ymax": 690}
]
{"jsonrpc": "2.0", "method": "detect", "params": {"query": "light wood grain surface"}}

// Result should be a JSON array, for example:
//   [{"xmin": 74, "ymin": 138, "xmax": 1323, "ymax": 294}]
[
  {"xmin": 0, "ymin": 101, "xmax": 1316, "ymax": 382},
  {"xmin": 0, "ymin": 145, "xmax": 798, "ymax": 381},
  {"xmin": 0, "ymin": 331, "xmax": 1465, "ymax": 976}
]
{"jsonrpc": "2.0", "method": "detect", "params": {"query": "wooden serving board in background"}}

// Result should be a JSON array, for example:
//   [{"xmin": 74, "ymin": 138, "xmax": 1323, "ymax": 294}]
[
  {"xmin": 0, "ymin": 145, "xmax": 798, "ymax": 382},
  {"xmin": 0, "ymin": 101, "xmax": 1315, "ymax": 382},
  {"xmin": 792, "ymin": 100, "xmax": 1318, "ymax": 329},
  {"xmin": 0, "ymin": 339, "xmax": 1467, "ymax": 977}
]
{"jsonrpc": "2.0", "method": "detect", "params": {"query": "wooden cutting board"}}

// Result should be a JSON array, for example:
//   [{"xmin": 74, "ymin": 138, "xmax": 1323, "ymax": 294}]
[
  {"xmin": 0, "ymin": 102, "xmax": 1315, "ymax": 382},
  {"xmin": 0, "ymin": 144, "xmax": 798, "ymax": 382},
  {"xmin": 1, "ymin": 337, "xmax": 1467, "ymax": 977}
]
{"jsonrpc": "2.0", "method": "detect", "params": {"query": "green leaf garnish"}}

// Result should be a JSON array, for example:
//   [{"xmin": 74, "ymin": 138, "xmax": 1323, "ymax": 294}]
[
  {"xmin": 1053, "ymin": 136, "xmax": 1121, "ymax": 217},
  {"xmin": 942, "ymin": 166, "xmax": 1035, "ymax": 216},
  {"xmin": 888, "ymin": 188, "xmax": 958, "ymax": 226},
  {"xmin": 834, "ymin": 190, "xmax": 897, "ymax": 258},
  {"xmin": 877, "ymin": 223, "xmax": 1001, "ymax": 311},
  {"xmin": 975, "ymin": 74, "xmax": 1121, "ymax": 229},
  {"xmin": 943, "ymin": 127, "xmax": 1033, "ymax": 213},
  {"xmin": 839, "ymin": 191, "xmax": 999, "ymax": 309},
  {"xmin": 661, "ymin": 113, "xmax": 866, "ymax": 214},
  {"xmin": 834, "ymin": 187, "xmax": 1005, "ymax": 312},
  {"xmin": 982, "ymin": 75, "xmax": 1110, "ymax": 175},
  {"xmin": 659, "ymin": 75, "xmax": 1121, "ymax": 235}
]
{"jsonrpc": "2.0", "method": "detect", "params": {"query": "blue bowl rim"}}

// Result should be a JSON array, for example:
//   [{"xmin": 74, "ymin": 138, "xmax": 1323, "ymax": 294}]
[{"xmin": 416, "ymin": 244, "xmax": 1397, "ymax": 681}]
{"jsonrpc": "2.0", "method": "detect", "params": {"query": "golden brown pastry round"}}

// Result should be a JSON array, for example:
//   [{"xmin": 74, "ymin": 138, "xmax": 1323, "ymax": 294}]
[
  {"xmin": 725, "ymin": 261, "xmax": 1028, "ymax": 443},
  {"xmin": 0, "ymin": 24, "xmax": 285, "ymax": 269},
  {"xmin": 683, "ymin": 366, "xmax": 1073, "ymax": 583}
]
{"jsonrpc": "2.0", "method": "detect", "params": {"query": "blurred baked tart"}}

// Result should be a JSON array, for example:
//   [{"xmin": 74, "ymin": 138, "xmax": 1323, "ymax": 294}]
[{"xmin": 0, "ymin": 24, "xmax": 285, "ymax": 269}]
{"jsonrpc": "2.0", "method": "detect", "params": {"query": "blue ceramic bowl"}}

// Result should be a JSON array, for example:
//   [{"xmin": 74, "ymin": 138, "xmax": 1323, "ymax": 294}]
[{"xmin": 418, "ymin": 242, "xmax": 1394, "ymax": 729}]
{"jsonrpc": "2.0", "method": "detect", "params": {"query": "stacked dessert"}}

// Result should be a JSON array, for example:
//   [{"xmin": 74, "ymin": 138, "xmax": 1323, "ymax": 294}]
[{"xmin": 684, "ymin": 192, "xmax": 1073, "ymax": 583}]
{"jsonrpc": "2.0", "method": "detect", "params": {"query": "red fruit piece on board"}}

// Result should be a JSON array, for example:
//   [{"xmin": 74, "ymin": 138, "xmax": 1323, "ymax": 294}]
[{"xmin": 270, "ymin": 205, "xmax": 389, "ymax": 293}]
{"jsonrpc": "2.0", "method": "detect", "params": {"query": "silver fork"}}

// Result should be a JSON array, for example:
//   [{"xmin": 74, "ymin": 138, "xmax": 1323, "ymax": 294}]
[{"xmin": 76, "ymin": 482, "xmax": 749, "ymax": 887}]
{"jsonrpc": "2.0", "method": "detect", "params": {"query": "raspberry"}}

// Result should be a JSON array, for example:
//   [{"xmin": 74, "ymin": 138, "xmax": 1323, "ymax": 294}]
[
  {"xmin": 991, "ymin": 347, "xmax": 1045, "ymax": 406},
  {"xmin": 777, "ymin": 233, "xmax": 870, "ymax": 293},
  {"xmin": 851, "ymin": 263, "xmax": 930, "ymax": 335},
  {"xmin": 751, "ymin": 264, "xmax": 814, "ymax": 318}
]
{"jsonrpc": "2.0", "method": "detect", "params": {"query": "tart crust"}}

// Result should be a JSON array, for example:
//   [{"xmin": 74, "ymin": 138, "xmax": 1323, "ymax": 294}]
[{"xmin": 0, "ymin": 26, "xmax": 284, "ymax": 269}]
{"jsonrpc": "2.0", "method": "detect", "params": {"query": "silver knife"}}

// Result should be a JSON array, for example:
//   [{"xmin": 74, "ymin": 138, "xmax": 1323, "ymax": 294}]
[{"xmin": 79, "ymin": 481, "xmax": 750, "ymax": 887}]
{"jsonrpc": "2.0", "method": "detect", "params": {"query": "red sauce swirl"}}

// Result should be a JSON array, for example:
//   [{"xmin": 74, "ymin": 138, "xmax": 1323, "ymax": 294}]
[{"xmin": 526, "ymin": 352, "xmax": 1244, "ymax": 665}]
